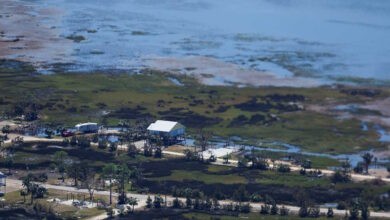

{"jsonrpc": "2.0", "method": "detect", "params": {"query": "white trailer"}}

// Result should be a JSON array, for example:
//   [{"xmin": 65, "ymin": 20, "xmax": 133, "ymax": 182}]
[{"xmin": 75, "ymin": 122, "xmax": 98, "ymax": 133}]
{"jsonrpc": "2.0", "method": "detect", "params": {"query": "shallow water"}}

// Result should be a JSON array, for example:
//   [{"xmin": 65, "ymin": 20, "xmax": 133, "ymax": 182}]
[
  {"xmin": 2, "ymin": 0, "xmax": 390, "ymax": 82},
  {"xmin": 186, "ymin": 136, "xmax": 389, "ymax": 167}
]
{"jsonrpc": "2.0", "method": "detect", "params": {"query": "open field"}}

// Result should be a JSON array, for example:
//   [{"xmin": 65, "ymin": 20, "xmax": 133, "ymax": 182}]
[
  {"xmin": 1, "ymin": 59, "xmax": 390, "ymax": 155},
  {"xmin": 3, "ymin": 189, "xmax": 106, "ymax": 219}
]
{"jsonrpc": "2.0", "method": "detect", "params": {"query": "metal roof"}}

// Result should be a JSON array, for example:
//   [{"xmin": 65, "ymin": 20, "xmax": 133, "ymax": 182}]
[
  {"xmin": 147, "ymin": 120, "xmax": 183, "ymax": 133},
  {"xmin": 75, "ymin": 122, "xmax": 98, "ymax": 128}
]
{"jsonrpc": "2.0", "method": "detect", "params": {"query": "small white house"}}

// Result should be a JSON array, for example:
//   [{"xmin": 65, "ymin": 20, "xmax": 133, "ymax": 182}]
[
  {"xmin": 75, "ymin": 122, "xmax": 98, "ymax": 133},
  {"xmin": 147, "ymin": 120, "xmax": 185, "ymax": 137}
]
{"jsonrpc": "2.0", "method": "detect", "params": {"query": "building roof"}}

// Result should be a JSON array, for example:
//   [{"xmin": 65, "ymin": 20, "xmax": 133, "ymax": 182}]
[
  {"xmin": 75, "ymin": 122, "xmax": 98, "ymax": 128},
  {"xmin": 147, "ymin": 120, "xmax": 184, "ymax": 133}
]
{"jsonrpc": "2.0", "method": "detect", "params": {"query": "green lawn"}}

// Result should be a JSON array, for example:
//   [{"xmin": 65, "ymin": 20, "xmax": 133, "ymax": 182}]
[{"xmin": 151, "ymin": 170, "xmax": 247, "ymax": 184}]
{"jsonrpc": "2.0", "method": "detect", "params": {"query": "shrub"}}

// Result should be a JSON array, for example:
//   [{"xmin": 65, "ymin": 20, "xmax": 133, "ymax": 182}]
[
  {"xmin": 260, "ymin": 204, "xmax": 270, "ymax": 215},
  {"xmin": 186, "ymin": 197, "xmax": 192, "ymax": 208},
  {"xmin": 299, "ymin": 203, "xmax": 309, "ymax": 217},
  {"xmin": 280, "ymin": 206, "xmax": 289, "ymax": 216},
  {"xmin": 331, "ymin": 170, "xmax": 351, "ymax": 183},
  {"xmin": 109, "ymin": 142, "xmax": 117, "ymax": 152},
  {"xmin": 354, "ymin": 162, "xmax": 364, "ymax": 174},
  {"xmin": 172, "ymin": 197, "xmax": 182, "ymax": 209},
  {"xmin": 92, "ymin": 134, "xmax": 99, "ymax": 143},
  {"xmin": 153, "ymin": 195, "xmax": 163, "ymax": 208},
  {"xmin": 146, "ymin": 196, "xmax": 152, "ymax": 208},
  {"xmin": 70, "ymin": 136, "xmax": 77, "ymax": 146},
  {"xmin": 277, "ymin": 164, "xmax": 291, "ymax": 173},
  {"xmin": 337, "ymin": 201, "xmax": 346, "ymax": 210},
  {"xmin": 98, "ymin": 140, "xmax": 107, "ymax": 149},
  {"xmin": 270, "ymin": 202, "xmax": 278, "ymax": 215},
  {"xmin": 250, "ymin": 193, "xmax": 262, "ymax": 202},
  {"xmin": 360, "ymin": 201, "xmax": 370, "ymax": 220},
  {"xmin": 309, "ymin": 206, "xmax": 320, "ymax": 218},
  {"xmin": 62, "ymin": 138, "xmax": 69, "ymax": 147},
  {"xmin": 327, "ymin": 207, "xmax": 334, "ymax": 218},
  {"xmin": 1, "ymin": 125, "xmax": 10, "ymax": 134},
  {"xmin": 154, "ymin": 147, "xmax": 162, "ymax": 158}
]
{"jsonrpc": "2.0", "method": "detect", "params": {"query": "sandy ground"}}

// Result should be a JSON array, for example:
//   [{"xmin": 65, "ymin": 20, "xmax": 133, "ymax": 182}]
[
  {"xmin": 362, "ymin": 97, "xmax": 390, "ymax": 117},
  {"xmin": 144, "ymin": 56, "xmax": 321, "ymax": 87}
]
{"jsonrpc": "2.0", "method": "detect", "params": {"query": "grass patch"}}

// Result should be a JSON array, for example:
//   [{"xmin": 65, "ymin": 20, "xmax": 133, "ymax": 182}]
[{"xmin": 150, "ymin": 170, "xmax": 247, "ymax": 184}]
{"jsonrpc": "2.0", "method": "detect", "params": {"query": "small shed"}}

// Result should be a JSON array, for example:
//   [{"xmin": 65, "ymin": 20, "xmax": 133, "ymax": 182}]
[
  {"xmin": 75, "ymin": 122, "xmax": 99, "ymax": 133},
  {"xmin": 147, "ymin": 120, "xmax": 185, "ymax": 137}
]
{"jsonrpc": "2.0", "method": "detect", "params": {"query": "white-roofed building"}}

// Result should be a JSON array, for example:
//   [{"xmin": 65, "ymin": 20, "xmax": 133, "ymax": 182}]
[
  {"xmin": 75, "ymin": 122, "xmax": 98, "ymax": 133},
  {"xmin": 147, "ymin": 120, "xmax": 185, "ymax": 137}
]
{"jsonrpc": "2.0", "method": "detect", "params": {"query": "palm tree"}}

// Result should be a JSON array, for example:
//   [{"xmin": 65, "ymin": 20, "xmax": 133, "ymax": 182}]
[
  {"xmin": 103, "ymin": 163, "xmax": 117, "ymax": 205},
  {"xmin": 22, "ymin": 173, "xmax": 34, "ymax": 193},
  {"xmin": 361, "ymin": 152, "xmax": 374, "ymax": 174}
]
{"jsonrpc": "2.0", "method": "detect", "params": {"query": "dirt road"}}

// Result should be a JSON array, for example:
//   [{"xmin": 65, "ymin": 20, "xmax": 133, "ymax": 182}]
[{"xmin": 5, "ymin": 178, "xmax": 390, "ymax": 218}]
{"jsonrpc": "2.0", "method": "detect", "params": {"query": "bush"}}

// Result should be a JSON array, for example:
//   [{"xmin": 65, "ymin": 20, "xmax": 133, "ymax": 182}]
[
  {"xmin": 250, "ymin": 194, "xmax": 262, "ymax": 202},
  {"xmin": 301, "ymin": 159, "xmax": 312, "ymax": 169},
  {"xmin": 109, "ymin": 142, "xmax": 117, "ymax": 152},
  {"xmin": 98, "ymin": 140, "xmax": 107, "ymax": 149},
  {"xmin": 186, "ymin": 197, "xmax": 192, "ymax": 208},
  {"xmin": 153, "ymin": 195, "xmax": 164, "ymax": 208},
  {"xmin": 354, "ymin": 162, "xmax": 364, "ymax": 174},
  {"xmin": 360, "ymin": 202, "xmax": 370, "ymax": 220},
  {"xmin": 260, "ymin": 204, "xmax": 270, "ymax": 215},
  {"xmin": 92, "ymin": 134, "xmax": 99, "ymax": 143},
  {"xmin": 331, "ymin": 170, "xmax": 350, "ymax": 183},
  {"xmin": 277, "ymin": 164, "xmax": 291, "ymax": 173},
  {"xmin": 270, "ymin": 202, "xmax": 278, "ymax": 215},
  {"xmin": 309, "ymin": 206, "xmax": 320, "ymax": 218},
  {"xmin": 280, "ymin": 206, "xmax": 289, "ymax": 216},
  {"xmin": 146, "ymin": 196, "xmax": 152, "ymax": 208},
  {"xmin": 1, "ymin": 125, "xmax": 10, "ymax": 134},
  {"xmin": 70, "ymin": 136, "xmax": 77, "ymax": 146},
  {"xmin": 127, "ymin": 144, "xmax": 137, "ymax": 157},
  {"xmin": 337, "ymin": 201, "xmax": 347, "ymax": 210},
  {"xmin": 299, "ymin": 203, "xmax": 309, "ymax": 217},
  {"xmin": 327, "ymin": 207, "xmax": 334, "ymax": 218},
  {"xmin": 172, "ymin": 197, "xmax": 182, "ymax": 209},
  {"xmin": 154, "ymin": 147, "xmax": 162, "ymax": 158},
  {"xmin": 62, "ymin": 138, "xmax": 69, "ymax": 147},
  {"xmin": 240, "ymin": 203, "xmax": 251, "ymax": 213}
]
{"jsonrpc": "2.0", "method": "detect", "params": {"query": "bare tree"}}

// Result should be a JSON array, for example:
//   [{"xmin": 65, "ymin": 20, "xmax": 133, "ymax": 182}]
[
  {"xmin": 83, "ymin": 170, "xmax": 98, "ymax": 202},
  {"xmin": 361, "ymin": 152, "xmax": 374, "ymax": 174},
  {"xmin": 197, "ymin": 129, "xmax": 211, "ymax": 152}
]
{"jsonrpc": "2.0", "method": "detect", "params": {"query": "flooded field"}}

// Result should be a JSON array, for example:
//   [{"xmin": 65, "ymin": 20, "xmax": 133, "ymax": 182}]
[{"xmin": 1, "ymin": 0, "xmax": 390, "ymax": 85}]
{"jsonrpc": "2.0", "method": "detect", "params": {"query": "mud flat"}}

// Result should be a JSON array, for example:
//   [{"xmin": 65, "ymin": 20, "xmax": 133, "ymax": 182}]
[
  {"xmin": 143, "ymin": 56, "xmax": 322, "ymax": 87},
  {"xmin": 0, "ymin": 0, "xmax": 72, "ymax": 67}
]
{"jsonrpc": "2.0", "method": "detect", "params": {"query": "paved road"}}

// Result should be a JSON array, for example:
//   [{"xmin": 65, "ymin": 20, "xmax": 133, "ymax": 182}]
[{"xmin": 5, "ymin": 178, "xmax": 390, "ymax": 218}]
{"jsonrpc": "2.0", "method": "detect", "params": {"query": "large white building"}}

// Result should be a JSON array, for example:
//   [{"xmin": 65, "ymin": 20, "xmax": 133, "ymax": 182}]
[{"xmin": 147, "ymin": 120, "xmax": 185, "ymax": 137}]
